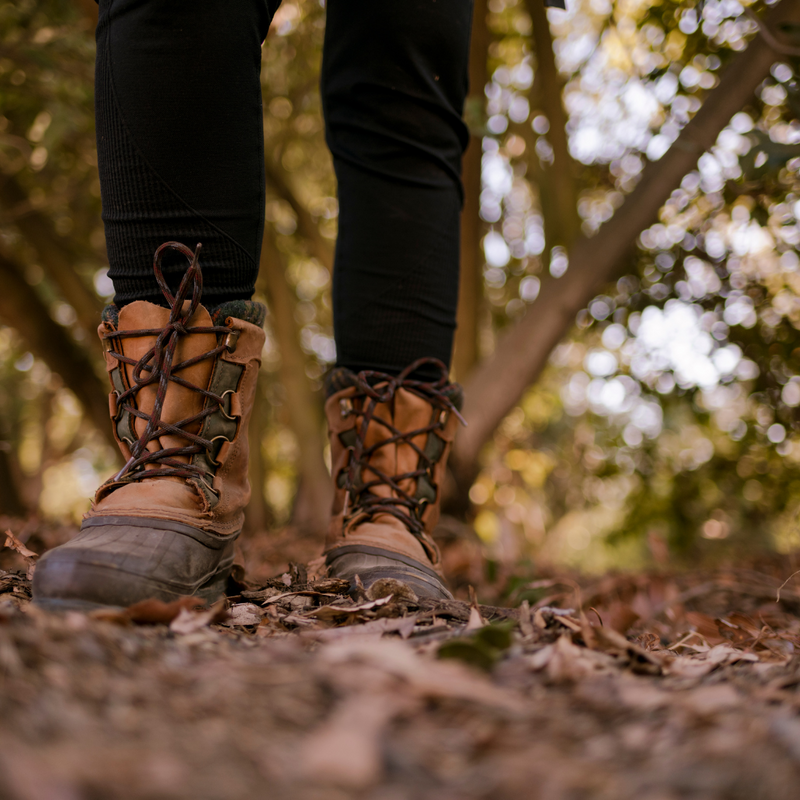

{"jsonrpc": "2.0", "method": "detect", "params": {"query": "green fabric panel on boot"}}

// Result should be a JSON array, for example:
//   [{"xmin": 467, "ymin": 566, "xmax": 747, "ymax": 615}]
[
  {"xmin": 109, "ymin": 366, "xmax": 136, "ymax": 445},
  {"xmin": 191, "ymin": 358, "xmax": 245, "ymax": 508}
]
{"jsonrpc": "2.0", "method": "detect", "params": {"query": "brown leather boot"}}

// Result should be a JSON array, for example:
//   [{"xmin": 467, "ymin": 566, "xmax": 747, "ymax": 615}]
[
  {"xmin": 33, "ymin": 243, "xmax": 265, "ymax": 611},
  {"xmin": 323, "ymin": 359, "xmax": 464, "ymax": 600}
]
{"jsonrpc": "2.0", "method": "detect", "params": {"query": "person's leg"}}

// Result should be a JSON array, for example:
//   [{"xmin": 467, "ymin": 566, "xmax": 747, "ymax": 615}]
[
  {"xmin": 322, "ymin": 0, "xmax": 472, "ymax": 381},
  {"xmin": 97, "ymin": 0, "xmax": 276, "ymax": 307},
  {"xmin": 33, "ymin": 0, "xmax": 279, "ymax": 610},
  {"xmin": 320, "ymin": 0, "xmax": 473, "ymax": 597}
]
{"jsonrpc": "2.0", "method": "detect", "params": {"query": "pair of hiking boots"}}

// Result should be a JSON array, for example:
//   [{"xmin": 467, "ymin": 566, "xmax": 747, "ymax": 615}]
[{"xmin": 32, "ymin": 243, "xmax": 462, "ymax": 610}]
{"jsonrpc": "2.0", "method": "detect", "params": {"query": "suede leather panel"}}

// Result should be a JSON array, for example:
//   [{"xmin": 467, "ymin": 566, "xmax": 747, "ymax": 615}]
[
  {"xmin": 88, "ymin": 303, "xmax": 265, "ymax": 536},
  {"xmin": 324, "ymin": 382, "xmax": 458, "ymax": 575},
  {"xmin": 116, "ymin": 301, "xmax": 217, "ymax": 462}
]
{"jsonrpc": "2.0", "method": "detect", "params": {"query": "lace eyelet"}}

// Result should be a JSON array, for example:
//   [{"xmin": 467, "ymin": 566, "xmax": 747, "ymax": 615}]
[{"xmin": 224, "ymin": 329, "xmax": 240, "ymax": 353}]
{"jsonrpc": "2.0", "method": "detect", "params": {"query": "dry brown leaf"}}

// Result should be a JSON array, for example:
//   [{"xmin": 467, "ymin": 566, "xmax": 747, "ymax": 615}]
[
  {"xmin": 518, "ymin": 600, "xmax": 534, "ymax": 639},
  {"xmin": 305, "ymin": 595, "xmax": 393, "ymax": 620},
  {"xmin": 3, "ymin": 530, "xmax": 38, "ymax": 579},
  {"xmin": 680, "ymin": 684, "xmax": 742, "ymax": 716},
  {"xmin": 3, "ymin": 530, "xmax": 38, "ymax": 561},
  {"xmin": 300, "ymin": 692, "xmax": 411, "ymax": 789},
  {"xmin": 303, "ymin": 615, "xmax": 418, "ymax": 642},
  {"xmin": 684, "ymin": 611, "xmax": 727, "ymax": 646},
  {"xmin": 366, "ymin": 578, "xmax": 417, "ymax": 603},
  {"xmin": 591, "ymin": 626, "xmax": 663, "ymax": 675},
  {"xmin": 218, "ymin": 603, "xmax": 261, "ymax": 627},
  {"xmin": 545, "ymin": 634, "xmax": 615, "ymax": 683},
  {"xmin": 170, "ymin": 599, "xmax": 228, "ymax": 634},
  {"xmin": 603, "ymin": 601, "xmax": 640, "ymax": 635},
  {"xmin": 465, "ymin": 604, "xmax": 485, "ymax": 632},
  {"xmin": 260, "ymin": 590, "xmax": 339, "ymax": 606},
  {"xmin": 320, "ymin": 638, "xmax": 524, "ymax": 713},
  {"xmin": 527, "ymin": 644, "xmax": 555, "ymax": 672},
  {"xmin": 125, "ymin": 596, "xmax": 204, "ymax": 625}
]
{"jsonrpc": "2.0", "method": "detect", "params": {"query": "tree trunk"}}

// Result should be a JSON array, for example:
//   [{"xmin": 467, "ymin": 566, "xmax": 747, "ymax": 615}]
[
  {"xmin": 454, "ymin": 0, "xmax": 489, "ymax": 382},
  {"xmin": 0, "ymin": 444, "xmax": 27, "ymax": 517},
  {"xmin": 0, "ymin": 176, "xmax": 102, "ymax": 340},
  {"xmin": 450, "ymin": 0, "xmax": 800, "ymax": 494},
  {"xmin": 0, "ymin": 249, "xmax": 115, "ymax": 452},
  {"xmin": 243, "ymin": 376, "xmax": 272, "ymax": 537},
  {"xmin": 259, "ymin": 228, "xmax": 332, "ymax": 537},
  {"xmin": 526, "ymin": 0, "xmax": 580, "ymax": 253},
  {"xmin": 264, "ymin": 158, "xmax": 334, "ymax": 273}
]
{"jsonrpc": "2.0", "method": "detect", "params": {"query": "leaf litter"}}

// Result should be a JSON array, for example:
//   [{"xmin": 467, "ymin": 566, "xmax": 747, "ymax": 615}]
[{"xmin": 2, "ymin": 529, "xmax": 800, "ymax": 797}]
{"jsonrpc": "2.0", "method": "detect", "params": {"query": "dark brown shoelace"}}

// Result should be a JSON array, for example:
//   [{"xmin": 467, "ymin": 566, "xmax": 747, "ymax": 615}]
[
  {"xmin": 104, "ymin": 242, "xmax": 235, "ymax": 483},
  {"xmin": 341, "ymin": 358, "xmax": 466, "ymax": 539}
]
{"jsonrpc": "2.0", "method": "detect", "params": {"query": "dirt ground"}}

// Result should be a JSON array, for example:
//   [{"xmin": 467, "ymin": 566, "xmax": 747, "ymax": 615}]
[{"xmin": 3, "ymin": 518, "xmax": 800, "ymax": 800}]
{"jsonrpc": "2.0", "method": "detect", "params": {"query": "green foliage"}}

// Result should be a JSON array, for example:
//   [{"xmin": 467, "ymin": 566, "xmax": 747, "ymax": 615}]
[{"xmin": 437, "ymin": 619, "xmax": 516, "ymax": 671}]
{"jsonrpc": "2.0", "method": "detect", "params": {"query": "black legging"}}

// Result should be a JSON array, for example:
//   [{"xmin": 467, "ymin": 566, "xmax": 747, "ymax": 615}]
[{"xmin": 95, "ymin": 0, "xmax": 472, "ymax": 377}]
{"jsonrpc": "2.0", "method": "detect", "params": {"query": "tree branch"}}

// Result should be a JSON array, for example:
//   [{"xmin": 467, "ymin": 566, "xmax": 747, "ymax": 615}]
[
  {"xmin": 264, "ymin": 158, "xmax": 334, "ymax": 273},
  {"xmin": 454, "ymin": 0, "xmax": 489, "ymax": 382},
  {"xmin": 450, "ymin": 0, "xmax": 800, "ymax": 490},
  {"xmin": 259, "ymin": 227, "xmax": 332, "ymax": 536},
  {"xmin": 0, "ymin": 249, "xmax": 115, "ymax": 451},
  {"xmin": 526, "ymin": 0, "xmax": 581, "ymax": 252},
  {"xmin": 0, "ymin": 175, "xmax": 102, "ymax": 339}
]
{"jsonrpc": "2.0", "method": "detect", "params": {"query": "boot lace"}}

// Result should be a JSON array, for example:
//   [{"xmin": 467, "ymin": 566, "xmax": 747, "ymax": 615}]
[
  {"xmin": 104, "ymin": 242, "xmax": 235, "ymax": 484},
  {"xmin": 341, "ymin": 358, "xmax": 466, "ymax": 539}
]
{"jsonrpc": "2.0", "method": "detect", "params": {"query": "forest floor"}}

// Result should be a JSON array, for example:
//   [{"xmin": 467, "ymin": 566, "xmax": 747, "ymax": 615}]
[{"xmin": 3, "ymin": 518, "xmax": 800, "ymax": 799}]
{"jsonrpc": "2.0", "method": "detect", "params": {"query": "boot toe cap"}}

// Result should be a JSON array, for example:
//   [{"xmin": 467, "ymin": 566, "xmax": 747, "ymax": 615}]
[
  {"xmin": 326, "ymin": 546, "xmax": 453, "ymax": 600},
  {"xmin": 32, "ymin": 516, "xmax": 237, "ymax": 611}
]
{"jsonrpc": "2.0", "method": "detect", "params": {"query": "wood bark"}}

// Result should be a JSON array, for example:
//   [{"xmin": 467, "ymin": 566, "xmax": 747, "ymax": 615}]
[
  {"xmin": 264, "ymin": 158, "xmax": 334, "ymax": 273},
  {"xmin": 450, "ymin": 0, "xmax": 800, "ymax": 492},
  {"xmin": 0, "ymin": 444, "xmax": 27, "ymax": 516},
  {"xmin": 0, "ymin": 176, "xmax": 102, "ymax": 340},
  {"xmin": 243, "ymin": 376, "xmax": 272, "ymax": 537},
  {"xmin": 0, "ymin": 249, "xmax": 115, "ymax": 451},
  {"xmin": 454, "ymin": 0, "xmax": 489, "ymax": 382},
  {"xmin": 526, "ymin": 0, "xmax": 580, "ymax": 253},
  {"xmin": 259, "ymin": 228, "xmax": 332, "ymax": 536}
]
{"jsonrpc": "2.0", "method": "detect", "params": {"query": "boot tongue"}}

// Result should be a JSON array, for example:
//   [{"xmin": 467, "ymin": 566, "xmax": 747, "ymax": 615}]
[
  {"xmin": 117, "ymin": 300, "xmax": 217, "ymax": 464},
  {"xmin": 359, "ymin": 386, "xmax": 431, "ymax": 515}
]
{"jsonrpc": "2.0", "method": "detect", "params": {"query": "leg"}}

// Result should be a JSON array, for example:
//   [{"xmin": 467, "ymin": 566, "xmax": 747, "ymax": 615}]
[
  {"xmin": 33, "ymin": 0, "xmax": 278, "ymax": 610},
  {"xmin": 321, "ymin": 0, "xmax": 473, "ymax": 597},
  {"xmin": 322, "ymin": 0, "xmax": 472, "ymax": 380},
  {"xmin": 97, "ymin": 0, "xmax": 276, "ymax": 306}
]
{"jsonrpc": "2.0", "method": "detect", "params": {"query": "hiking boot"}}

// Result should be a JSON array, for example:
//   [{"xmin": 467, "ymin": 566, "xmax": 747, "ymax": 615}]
[
  {"xmin": 323, "ymin": 359, "xmax": 464, "ymax": 600},
  {"xmin": 33, "ymin": 243, "xmax": 265, "ymax": 611}
]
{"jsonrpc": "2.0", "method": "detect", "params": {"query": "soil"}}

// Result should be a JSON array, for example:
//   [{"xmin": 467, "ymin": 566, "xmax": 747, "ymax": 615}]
[{"xmin": 2, "ymin": 518, "xmax": 800, "ymax": 800}]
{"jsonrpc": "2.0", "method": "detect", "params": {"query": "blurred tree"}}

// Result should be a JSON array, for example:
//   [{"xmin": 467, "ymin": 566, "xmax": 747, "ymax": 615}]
[{"xmin": 6, "ymin": 0, "xmax": 800, "ymax": 572}]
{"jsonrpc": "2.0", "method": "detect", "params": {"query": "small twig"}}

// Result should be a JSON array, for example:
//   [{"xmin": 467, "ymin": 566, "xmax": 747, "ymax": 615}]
[
  {"xmin": 776, "ymin": 569, "xmax": 800, "ymax": 604},
  {"xmin": 588, "ymin": 607, "xmax": 604, "ymax": 627}
]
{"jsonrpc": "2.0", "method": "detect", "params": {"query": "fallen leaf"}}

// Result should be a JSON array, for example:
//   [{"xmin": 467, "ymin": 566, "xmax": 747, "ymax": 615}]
[
  {"xmin": 125, "ymin": 596, "xmax": 204, "ymax": 625},
  {"xmin": 465, "ymin": 605, "xmax": 485, "ymax": 632},
  {"xmin": 545, "ymin": 634, "xmax": 615, "ymax": 683},
  {"xmin": 3, "ymin": 531, "xmax": 38, "ymax": 561},
  {"xmin": 302, "ymin": 615, "xmax": 418, "ymax": 642},
  {"xmin": 591, "ymin": 626, "xmax": 663, "ymax": 675},
  {"xmin": 260, "ymin": 590, "xmax": 339, "ymax": 606},
  {"xmin": 305, "ymin": 595, "xmax": 393, "ymax": 620},
  {"xmin": 301, "ymin": 692, "xmax": 411, "ymax": 789},
  {"xmin": 170, "ymin": 599, "xmax": 228, "ymax": 634},
  {"xmin": 3, "ymin": 531, "xmax": 38, "ymax": 579},
  {"xmin": 366, "ymin": 578, "xmax": 417, "ymax": 603},
  {"xmin": 219, "ymin": 603, "xmax": 261, "ymax": 627},
  {"xmin": 320, "ymin": 638, "xmax": 524, "ymax": 713}
]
